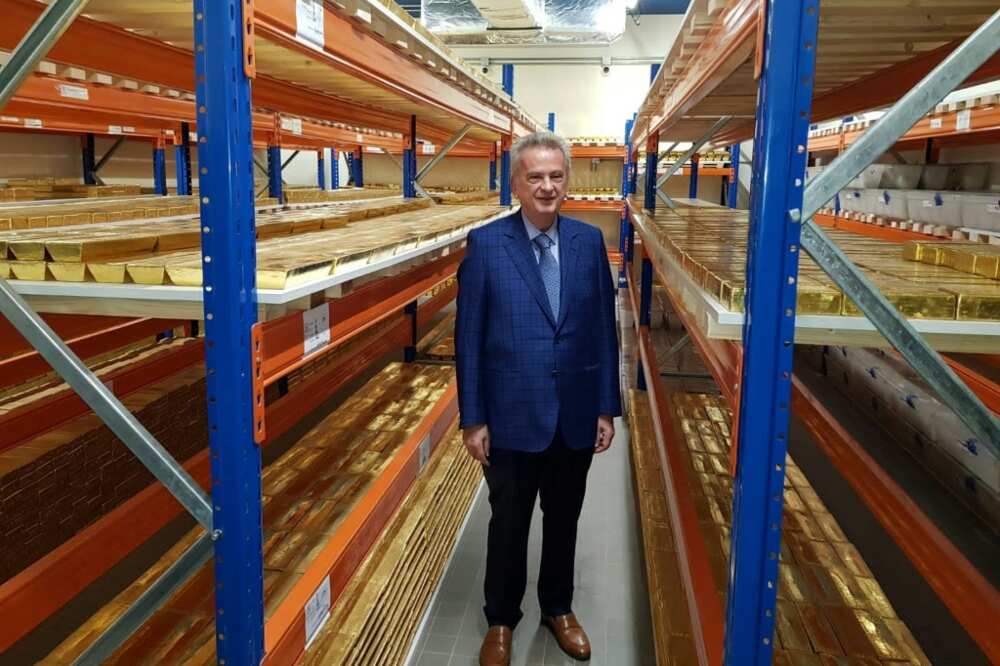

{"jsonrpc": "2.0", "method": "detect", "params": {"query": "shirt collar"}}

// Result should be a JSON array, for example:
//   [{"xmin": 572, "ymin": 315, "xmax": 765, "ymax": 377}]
[{"xmin": 521, "ymin": 210, "xmax": 559, "ymax": 245}]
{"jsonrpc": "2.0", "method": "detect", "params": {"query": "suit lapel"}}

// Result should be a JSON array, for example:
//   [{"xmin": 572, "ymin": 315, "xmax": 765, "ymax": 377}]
[
  {"xmin": 502, "ymin": 215, "xmax": 557, "ymax": 328},
  {"xmin": 556, "ymin": 216, "xmax": 581, "ymax": 332}
]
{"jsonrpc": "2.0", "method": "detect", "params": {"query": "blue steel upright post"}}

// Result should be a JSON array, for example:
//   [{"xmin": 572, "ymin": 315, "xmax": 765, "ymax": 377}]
[
  {"xmin": 489, "ymin": 143, "xmax": 498, "ymax": 191},
  {"xmin": 728, "ymin": 143, "xmax": 740, "ymax": 209},
  {"xmin": 547, "ymin": 112, "xmax": 555, "ymax": 132},
  {"xmin": 175, "ymin": 122, "xmax": 193, "ymax": 196},
  {"xmin": 192, "ymin": 0, "xmax": 265, "ymax": 662},
  {"xmin": 725, "ymin": 1, "xmax": 818, "ymax": 663},
  {"xmin": 317, "ymin": 149, "xmax": 326, "ymax": 189},
  {"xmin": 331, "ymin": 148, "xmax": 339, "ymax": 189},
  {"xmin": 403, "ymin": 115, "xmax": 417, "ymax": 198},
  {"xmin": 637, "ymin": 248, "xmax": 653, "ymax": 390},
  {"xmin": 500, "ymin": 136, "xmax": 512, "ymax": 206},
  {"xmin": 649, "ymin": 63, "xmax": 660, "ymax": 83},
  {"xmin": 501, "ymin": 64, "xmax": 514, "ymax": 97},
  {"xmin": 619, "ymin": 118, "xmax": 634, "ymax": 289},
  {"xmin": 353, "ymin": 147, "xmax": 364, "ymax": 188},
  {"xmin": 689, "ymin": 153, "xmax": 700, "ymax": 199},
  {"xmin": 82, "ymin": 133, "xmax": 97, "ymax": 185},
  {"xmin": 643, "ymin": 133, "xmax": 658, "ymax": 213},
  {"xmin": 152, "ymin": 137, "xmax": 167, "ymax": 195},
  {"xmin": 267, "ymin": 143, "xmax": 283, "ymax": 202}
]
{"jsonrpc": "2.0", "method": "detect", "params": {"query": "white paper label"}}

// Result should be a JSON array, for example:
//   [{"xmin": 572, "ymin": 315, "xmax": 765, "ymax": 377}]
[
  {"xmin": 356, "ymin": 133, "xmax": 364, "ymax": 143},
  {"xmin": 108, "ymin": 125, "xmax": 123, "ymax": 135},
  {"xmin": 988, "ymin": 204, "xmax": 1000, "ymax": 215},
  {"xmin": 295, "ymin": 0, "xmax": 325, "ymax": 50},
  {"xmin": 922, "ymin": 200, "xmax": 934, "ymax": 208},
  {"xmin": 24, "ymin": 118, "xmax": 42, "ymax": 128},
  {"xmin": 122, "ymin": 126, "xmax": 136, "ymax": 134},
  {"xmin": 304, "ymin": 577, "xmax": 331, "ymax": 648},
  {"xmin": 418, "ymin": 433, "xmax": 431, "ymax": 471},
  {"xmin": 281, "ymin": 117, "xmax": 303, "ymax": 135},
  {"xmin": 956, "ymin": 109, "xmax": 971, "ymax": 132},
  {"xmin": 1, "ymin": 116, "xmax": 18, "ymax": 123},
  {"xmin": 58, "ymin": 84, "xmax": 89, "ymax": 101},
  {"xmin": 930, "ymin": 118, "xmax": 942, "ymax": 129},
  {"xmin": 422, "ymin": 143, "xmax": 435, "ymax": 155},
  {"xmin": 302, "ymin": 304, "xmax": 330, "ymax": 356}
]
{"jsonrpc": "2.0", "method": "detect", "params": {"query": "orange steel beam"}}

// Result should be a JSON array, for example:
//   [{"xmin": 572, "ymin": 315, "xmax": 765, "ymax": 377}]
[
  {"xmin": 570, "ymin": 145, "xmax": 627, "ymax": 159},
  {"xmin": 0, "ymin": 316, "xmax": 183, "ymax": 390},
  {"xmin": 263, "ymin": 381, "xmax": 460, "ymax": 664},
  {"xmin": 416, "ymin": 282, "xmax": 458, "ymax": 329},
  {"xmin": 682, "ymin": 167, "xmax": 733, "ymax": 177},
  {"xmin": 0, "ymin": 314, "xmax": 137, "ymax": 358},
  {"xmin": 792, "ymin": 376, "xmax": 1000, "ymax": 662},
  {"xmin": 626, "ymin": 261, "xmax": 726, "ymax": 666},
  {"xmin": 255, "ymin": 251, "xmax": 463, "ymax": 386},
  {"xmin": 2, "ymin": 0, "xmax": 499, "ymax": 144},
  {"xmin": 562, "ymin": 198, "xmax": 625, "ymax": 212},
  {"xmin": 810, "ymin": 103, "xmax": 1000, "ymax": 155},
  {"xmin": 814, "ymin": 212, "xmax": 929, "ymax": 242},
  {"xmin": 0, "ymin": 300, "xmax": 452, "ymax": 651},
  {"xmin": 253, "ymin": 0, "xmax": 511, "ymax": 136},
  {"xmin": 0, "ymin": 338, "xmax": 203, "ymax": 454},
  {"xmin": 942, "ymin": 356, "xmax": 1000, "ymax": 416}
]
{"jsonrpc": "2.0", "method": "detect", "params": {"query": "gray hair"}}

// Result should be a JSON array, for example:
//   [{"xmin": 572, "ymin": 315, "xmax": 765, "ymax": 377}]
[{"xmin": 510, "ymin": 131, "xmax": 572, "ymax": 179}]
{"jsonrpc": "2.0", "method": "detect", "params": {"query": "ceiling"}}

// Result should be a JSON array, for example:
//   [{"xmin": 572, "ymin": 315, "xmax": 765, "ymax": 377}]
[{"xmin": 400, "ymin": 0, "xmax": 691, "ymax": 21}]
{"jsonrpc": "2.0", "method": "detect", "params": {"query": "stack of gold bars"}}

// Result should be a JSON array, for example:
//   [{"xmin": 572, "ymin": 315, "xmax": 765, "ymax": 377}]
[
  {"xmin": 0, "ymin": 200, "xmax": 501, "ymax": 290},
  {"xmin": 628, "ymin": 389, "xmax": 930, "ymax": 664},
  {"xmin": 45, "ymin": 362, "xmax": 455, "ymax": 664},
  {"xmin": 282, "ymin": 186, "xmax": 400, "ymax": 204},
  {"xmin": 636, "ymin": 203, "xmax": 1000, "ymax": 321}
]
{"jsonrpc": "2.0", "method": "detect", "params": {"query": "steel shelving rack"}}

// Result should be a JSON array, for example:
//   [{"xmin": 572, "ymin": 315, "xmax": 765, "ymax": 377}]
[
  {"xmin": 0, "ymin": 0, "xmax": 540, "ymax": 662},
  {"xmin": 621, "ymin": 1, "xmax": 1000, "ymax": 664}
]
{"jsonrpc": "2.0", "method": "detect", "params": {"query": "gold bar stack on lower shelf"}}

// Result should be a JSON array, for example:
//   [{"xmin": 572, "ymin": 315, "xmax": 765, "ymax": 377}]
[
  {"xmin": 43, "ymin": 362, "xmax": 455, "ymax": 664},
  {"xmin": 417, "ymin": 312, "xmax": 456, "ymax": 362},
  {"xmin": 637, "ymin": 204, "xmax": 1000, "ymax": 321},
  {"xmin": 304, "ymin": 425, "xmax": 479, "ymax": 665},
  {"xmin": 0, "ymin": 199, "xmax": 501, "ymax": 289},
  {"xmin": 0, "ymin": 195, "xmax": 200, "ymax": 231},
  {"xmin": 428, "ymin": 189, "xmax": 499, "ymax": 205},
  {"xmin": 0, "ymin": 178, "xmax": 143, "ymax": 203},
  {"xmin": 627, "ymin": 390, "xmax": 930, "ymax": 665},
  {"xmin": 282, "ymin": 186, "xmax": 401, "ymax": 204}
]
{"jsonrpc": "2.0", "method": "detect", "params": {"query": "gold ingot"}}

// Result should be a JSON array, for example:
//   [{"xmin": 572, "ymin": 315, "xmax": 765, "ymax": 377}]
[{"xmin": 951, "ymin": 285, "xmax": 1000, "ymax": 321}]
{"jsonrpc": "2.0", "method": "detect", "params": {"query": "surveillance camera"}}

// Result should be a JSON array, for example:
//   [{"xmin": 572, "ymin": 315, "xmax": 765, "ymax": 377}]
[
  {"xmin": 482, "ymin": 66, "xmax": 490, "ymax": 74},
  {"xmin": 601, "ymin": 65, "xmax": 611, "ymax": 75},
  {"xmin": 480, "ymin": 57, "xmax": 490, "ymax": 75}
]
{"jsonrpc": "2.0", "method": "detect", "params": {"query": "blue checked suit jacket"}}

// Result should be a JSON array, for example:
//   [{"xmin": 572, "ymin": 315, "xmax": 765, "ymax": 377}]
[{"xmin": 455, "ymin": 211, "xmax": 622, "ymax": 453}]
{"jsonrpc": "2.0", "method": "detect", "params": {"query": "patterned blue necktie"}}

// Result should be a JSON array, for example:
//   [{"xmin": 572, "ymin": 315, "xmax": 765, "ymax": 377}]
[{"xmin": 533, "ymin": 233, "xmax": 560, "ymax": 319}]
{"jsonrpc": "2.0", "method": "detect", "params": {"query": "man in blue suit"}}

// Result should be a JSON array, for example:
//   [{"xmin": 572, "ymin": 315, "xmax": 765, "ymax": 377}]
[{"xmin": 455, "ymin": 131, "xmax": 621, "ymax": 665}]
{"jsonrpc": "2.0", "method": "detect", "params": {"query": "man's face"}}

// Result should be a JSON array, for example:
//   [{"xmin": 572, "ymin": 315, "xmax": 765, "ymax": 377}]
[{"xmin": 512, "ymin": 146, "xmax": 568, "ymax": 223}]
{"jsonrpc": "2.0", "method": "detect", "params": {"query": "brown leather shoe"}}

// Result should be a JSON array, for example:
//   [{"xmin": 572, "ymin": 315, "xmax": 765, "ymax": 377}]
[
  {"xmin": 541, "ymin": 613, "xmax": 591, "ymax": 661},
  {"xmin": 479, "ymin": 625, "xmax": 512, "ymax": 666}
]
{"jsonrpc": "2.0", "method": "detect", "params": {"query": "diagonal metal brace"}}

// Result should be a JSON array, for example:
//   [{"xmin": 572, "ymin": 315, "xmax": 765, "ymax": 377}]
[
  {"xmin": 657, "ymin": 141, "xmax": 679, "ymax": 162},
  {"xmin": 416, "ymin": 124, "xmax": 472, "ymax": 182},
  {"xmin": 0, "ymin": 0, "xmax": 89, "ymax": 109},
  {"xmin": 655, "ymin": 188, "xmax": 677, "ymax": 210},
  {"xmin": 801, "ymin": 10, "xmax": 1000, "ymax": 455},
  {"xmin": 73, "ymin": 532, "xmax": 214, "ymax": 665},
  {"xmin": 662, "ymin": 333, "xmax": 691, "ymax": 361},
  {"xmin": 656, "ymin": 116, "xmax": 732, "ymax": 188},
  {"xmin": 0, "ymin": 278, "xmax": 214, "ymax": 529}
]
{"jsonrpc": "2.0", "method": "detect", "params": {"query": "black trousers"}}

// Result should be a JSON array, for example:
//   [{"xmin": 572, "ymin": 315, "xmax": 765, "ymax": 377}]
[{"xmin": 482, "ymin": 426, "xmax": 594, "ymax": 629}]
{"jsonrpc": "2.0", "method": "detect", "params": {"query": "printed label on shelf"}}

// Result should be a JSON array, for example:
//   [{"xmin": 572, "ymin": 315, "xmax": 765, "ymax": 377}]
[
  {"xmin": 1, "ymin": 116, "xmax": 18, "ymax": 123},
  {"xmin": 281, "ymin": 117, "xmax": 304, "ymax": 135},
  {"xmin": 356, "ymin": 133, "xmax": 365, "ymax": 143},
  {"xmin": 422, "ymin": 143, "xmax": 435, "ymax": 155},
  {"xmin": 302, "ymin": 304, "xmax": 331, "ymax": 356},
  {"xmin": 956, "ymin": 109, "xmax": 972, "ymax": 132},
  {"xmin": 930, "ymin": 118, "xmax": 943, "ymax": 129},
  {"xmin": 296, "ymin": 0, "xmax": 325, "ymax": 51},
  {"xmin": 23, "ymin": 118, "xmax": 42, "ymax": 128},
  {"xmin": 123, "ymin": 126, "xmax": 136, "ymax": 134},
  {"xmin": 304, "ymin": 577, "xmax": 331, "ymax": 648},
  {"xmin": 108, "ymin": 125, "xmax": 123, "ymax": 135},
  {"xmin": 418, "ymin": 433, "xmax": 431, "ymax": 471},
  {"xmin": 57, "ymin": 84, "xmax": 89, "ymax": 101}
]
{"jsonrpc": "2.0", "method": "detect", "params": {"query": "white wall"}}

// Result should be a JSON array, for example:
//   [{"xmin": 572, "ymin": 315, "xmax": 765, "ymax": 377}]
[{"xmin": 454, "ymin": 15, "xmax": 684, "ymax": 139}]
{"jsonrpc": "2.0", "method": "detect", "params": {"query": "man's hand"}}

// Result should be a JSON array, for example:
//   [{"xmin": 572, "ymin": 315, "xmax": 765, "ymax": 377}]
[
  {"xmin": 595, "ymin": 415, "xmax": 615, "ymax": 453},
  {"xmin": 463, "ymin": 424, "xmax": 491, "ymax": 466}
]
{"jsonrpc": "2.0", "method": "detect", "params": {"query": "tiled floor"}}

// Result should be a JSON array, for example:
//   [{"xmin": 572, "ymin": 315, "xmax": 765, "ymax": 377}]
[{"xmin": 407, "ymin": 416, "xmax": 656, "ymax": 666}]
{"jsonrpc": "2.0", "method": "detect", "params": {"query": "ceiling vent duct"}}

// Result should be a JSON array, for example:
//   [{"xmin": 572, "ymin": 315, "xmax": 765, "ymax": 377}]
[{"xmin": 421, "ymin": 0, "xmax": 631, "ymax": 45}]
